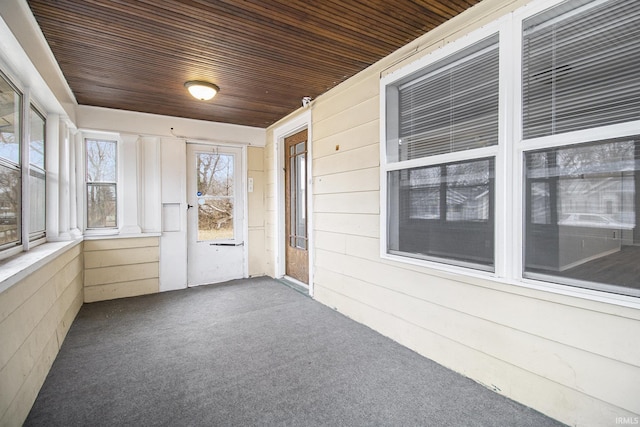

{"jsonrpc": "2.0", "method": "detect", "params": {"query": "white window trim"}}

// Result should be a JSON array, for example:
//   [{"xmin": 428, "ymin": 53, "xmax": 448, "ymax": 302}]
[
  {"xmin": 380, "ymin": 19, "xmax": 505, "ymax": 278},
  {"xmin": 380, "ymin": 0, "xmax": 640, "ymax": 308},
  {"xmin": 0, "ymin": 70, "xmax": 49, "ymax": 260},
  {"xmin": 82, "ymin": 131, "xmax": 121, "ymax": 236}
]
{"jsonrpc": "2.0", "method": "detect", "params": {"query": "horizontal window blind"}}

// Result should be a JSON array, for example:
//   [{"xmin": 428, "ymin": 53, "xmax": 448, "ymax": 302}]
[
  {"xmin": 523, "ymin": 0, "xmax": 640, "ymax": 139},
  {"xmin": 396, "ymin": 35, "xmax": 499, "ymax": 161}
]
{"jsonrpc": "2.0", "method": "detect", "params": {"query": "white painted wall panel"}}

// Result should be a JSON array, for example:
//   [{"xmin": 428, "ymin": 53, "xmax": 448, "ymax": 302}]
[
  {"xmin": 313, "ymin": 144, "xmax": 379, "ymax": 177},
  {"xmin": 160, "ymin": 138, "xmax": 188, "ymax": 291},
  {"xmin": 0, "ymin": 243, "xmax": 82, "ymax": 426},
  {"xmin": 314, "ymin": 167, "xmax": 379, "ymax": 195},
  {"xmin": 312, "ymin": 97, "xmax": 379, "ymax": 140},
  {"xmin": 313, "ymin": 121, "xmax": 379, "ymax": 159},
  {"xmin": 315, "ymin": 213, "xmax": 379, "ymax": 239},
  {"xmin": 314, "ymin": 191, "xmax": 379, "ymax": 214}
]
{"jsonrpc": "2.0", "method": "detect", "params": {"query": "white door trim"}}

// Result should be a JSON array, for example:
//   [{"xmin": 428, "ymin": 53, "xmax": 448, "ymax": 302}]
[
  {"xmin": 272, "ymin": 110, "xmax": 314, "ymax": 296},
  {"xmin": 186, "ymin": 141, "xmax": 248, "ymax": 286}
]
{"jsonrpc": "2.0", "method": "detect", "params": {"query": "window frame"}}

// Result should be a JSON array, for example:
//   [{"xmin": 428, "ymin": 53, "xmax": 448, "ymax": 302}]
[
  {"xmin": 381, "ymin": 0, "xmax": 640, "ymax": 304},
  {"xmin": 0, "ymin": 70, "xmax": 23, "ymax": 254},
  {"xmin": 28, "ymin": 105, "xmax": 46, "ymax": 243},
  {"xmin": 0, "ymin": 69, "xmax": 49, "ymax": 260},
  {"xmin": 84, "ymin": 137, "xmax": 119, "ymax": 232},
  {"xmin": 380, "ymin": 20, "xmax": 507, "ymax": 277}
]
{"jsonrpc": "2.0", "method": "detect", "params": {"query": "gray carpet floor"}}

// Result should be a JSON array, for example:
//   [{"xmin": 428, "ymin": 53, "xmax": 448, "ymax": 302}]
[{"xmin": 25, "ymin": 277, "xmax": 564, "ymax": 427}]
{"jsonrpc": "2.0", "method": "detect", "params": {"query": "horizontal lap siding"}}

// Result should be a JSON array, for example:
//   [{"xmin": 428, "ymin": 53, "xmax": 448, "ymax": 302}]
[
  {"xmin": 0, "ymin": 243, "xmax": 83, "ymax": 426},
  {"xmin": 84, "ymin": 237, "xmax": 159, "ymax": 302},
  {"xmin": 267, "ymin": 0, "xmax": 640, "ymax": 425}
]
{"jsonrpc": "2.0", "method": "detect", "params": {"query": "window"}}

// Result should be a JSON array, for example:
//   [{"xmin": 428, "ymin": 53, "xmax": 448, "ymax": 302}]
[
  {"xmin": 384, "ymin": 34, "xmax": 499, "ymax": 271},
  {"xmin": 382, "ymin": 0, "xmax": 640, "ymax": 298},
  {"xmin": 86, "ymin": 139, "xmax": 117, "ymax": 228},
  {"xmin": 522, "ymin": 0, "xmax": 640, "ymax": 297},
  {"xmin": 0, "ymin": 71, "xmax": 47, "ymax": 253},
  {"xmin": 29, "ymin": 107, "xmax": 46, "ymax": 241},
  {"xmin": 0, "ymin": 73, "xmax": 22, "ymax": 249}
]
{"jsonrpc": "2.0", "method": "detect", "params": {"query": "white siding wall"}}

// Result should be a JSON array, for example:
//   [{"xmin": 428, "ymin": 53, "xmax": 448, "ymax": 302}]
[
  {"xmin": 84, "ymin": 237, "xmax": 160, "ymax": 302},
  {"xmin": 0, "ymin": 243, "xmax": 83, "ymax": 426},
  {"xmin": 266, "ymin": 0, "xmax": 640, "ymax": 425}
]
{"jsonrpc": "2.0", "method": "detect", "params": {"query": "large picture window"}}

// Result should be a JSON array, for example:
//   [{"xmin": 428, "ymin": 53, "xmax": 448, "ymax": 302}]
[
  {"xmin": 383, "ymin": 0, "xmax": 640, "ymax": 298},
  {"xmin": 86, "ymin": 139, "xmax": 117, "ymax": 229}
]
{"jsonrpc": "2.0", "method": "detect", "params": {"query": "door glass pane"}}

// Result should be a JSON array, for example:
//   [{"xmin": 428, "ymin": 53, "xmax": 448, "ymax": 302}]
[
  {"xmin": 197, "ymin": 152, "xmax": 234, "ymax": 241},
  {"xmin": 296, "ymin": 152, "xmax": 306, "ymax": 241},
  {"xmin": 0, "ymin": 162, "xmax": 20, "ymax": 247},
  {"xmin": 289, "ymin": 142, "xmax": 307, "ymax": 250}
]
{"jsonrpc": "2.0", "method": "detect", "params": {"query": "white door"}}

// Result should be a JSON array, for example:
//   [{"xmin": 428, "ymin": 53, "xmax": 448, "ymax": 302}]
[{"xmin": 186, "ymin": 143, "xmax": 245, "ymax": 286}]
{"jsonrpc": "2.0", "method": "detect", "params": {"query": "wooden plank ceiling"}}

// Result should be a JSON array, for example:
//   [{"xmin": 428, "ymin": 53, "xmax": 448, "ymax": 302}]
[{"xmin": 27, "ymin": 0, "xmax": 481, "ymax": 128}]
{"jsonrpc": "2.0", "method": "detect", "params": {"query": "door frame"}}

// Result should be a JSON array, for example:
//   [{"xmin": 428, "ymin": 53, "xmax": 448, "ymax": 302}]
[
  {"xmin": 186, "ymin": 141, "xmax": 249, "ymax": 285},
  {"xmin": 273, "ymin": 110, "xmax": 314, "ymax": 296}
]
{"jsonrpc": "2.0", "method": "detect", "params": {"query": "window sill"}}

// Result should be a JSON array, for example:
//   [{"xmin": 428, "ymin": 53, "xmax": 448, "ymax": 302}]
[{"xmin": 0, "ymin": 239, "xmax": 83, "ymax": 295}]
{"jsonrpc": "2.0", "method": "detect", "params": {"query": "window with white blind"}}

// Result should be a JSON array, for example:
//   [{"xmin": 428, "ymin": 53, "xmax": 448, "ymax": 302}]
[
  {"xmin": 384, "ymin": 35, "xmax": 499, "ymax": 271},
  {"xmin": 386, "ymin": 35, "xmax": 499, "ymax": 163},
  {"xmin": 522, "ymin": 0, "xmax": 640, "ymax": 298},
  {"xmin": 382, "ymin": 0, "xmax": 640, "ymax": 298},
  {"xmin": 522, "ymin": 0, "xmax": 640, "ymax": 139}
]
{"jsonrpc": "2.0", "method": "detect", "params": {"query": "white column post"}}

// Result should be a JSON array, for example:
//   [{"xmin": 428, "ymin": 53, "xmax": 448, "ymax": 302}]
[
  {"xmin": 58, "ymin": 119, "xmax": 71, "ymax": 240},
  {"xmin": 45, "ymin": 114, "xmax": 59, "ymax": 240},
  {"xmin": 119, "ymin": 134, "xmax": 142, "ymax": 234},
  {"xmin": 75, "ymin": 132, "xmax": 85, "ymax": 233},
  {"xmin": 140, "ymin": 137, "xmax": 162, "ymax": 233},
  {"xmin": 68, "ymin": 129, "xmax": 82, "ymax": 238}
]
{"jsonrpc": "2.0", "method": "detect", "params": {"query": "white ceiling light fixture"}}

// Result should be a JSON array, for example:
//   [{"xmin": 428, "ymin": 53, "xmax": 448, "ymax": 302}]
[{"xmin": 185, "ymin": 80, "xmax": 220, "ymax": 101}]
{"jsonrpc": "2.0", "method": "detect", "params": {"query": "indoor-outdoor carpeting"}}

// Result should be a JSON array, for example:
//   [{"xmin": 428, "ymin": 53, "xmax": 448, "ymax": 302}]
[{"xmin": 25, "ymin": 277, "xmax": 564, "ymax": 427}]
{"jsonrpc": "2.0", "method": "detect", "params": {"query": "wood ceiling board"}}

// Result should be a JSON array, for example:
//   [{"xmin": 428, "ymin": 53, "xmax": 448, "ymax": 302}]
[{"xmin": 27, "ymin": 0, "xmax": 481, "ymax": 128}]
